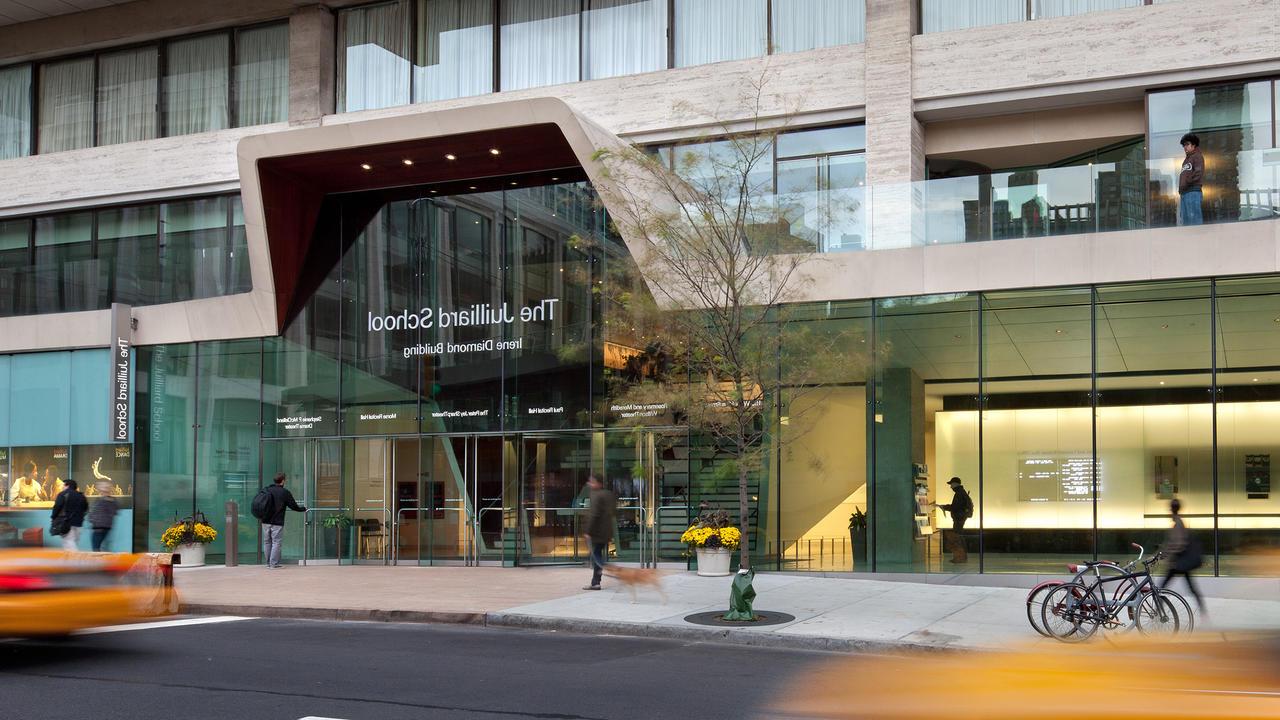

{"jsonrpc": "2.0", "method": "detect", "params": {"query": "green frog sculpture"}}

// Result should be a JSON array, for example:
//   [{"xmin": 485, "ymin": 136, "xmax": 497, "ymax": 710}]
[{"xmin": 722, "ymin": 568, "xmax": 757, "ymax": 621}]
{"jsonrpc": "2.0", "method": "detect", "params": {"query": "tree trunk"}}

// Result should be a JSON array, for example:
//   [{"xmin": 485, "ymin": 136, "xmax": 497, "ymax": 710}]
[{"xmin": 738, "ymin": 458, "xmax": 750, "ymax": 570}]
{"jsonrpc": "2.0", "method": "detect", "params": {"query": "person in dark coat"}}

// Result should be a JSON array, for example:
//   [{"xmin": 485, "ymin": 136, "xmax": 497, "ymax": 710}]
[
  {"xmin": 51, "ymin": 479, "xmax": 89, "ymax": 551},
  {"xmin": 582, "ymin": 475, "xmax": 616, "ymax": 591},
  {"xmin": 936, "ymin": 477, "xmax": 974, "ymax": 564},
  {"xmin": 88, "ymin": 481, "xmax": 119, "ymax": 552},
  {"xmin": 1162, "ymin": 498, "xmax": 1207, "ymax": 614},
  {"xmin": 262, "ymin": 472, "xmax": 307, "ymax": 569}
]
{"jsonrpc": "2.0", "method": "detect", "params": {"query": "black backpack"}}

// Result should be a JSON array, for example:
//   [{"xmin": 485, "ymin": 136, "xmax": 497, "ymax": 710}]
[
  {"xmin": 250, "ymin": 486, "xmax": 276, "ymax": 521},
  {"xmin": 953, "ymin": 488, "xmax": 974, "ymax": 520}
]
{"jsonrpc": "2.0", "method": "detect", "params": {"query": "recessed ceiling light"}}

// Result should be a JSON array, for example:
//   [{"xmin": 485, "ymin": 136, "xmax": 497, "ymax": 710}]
[
  {"xmin": 402, "ymin": 159, "xmax": 414, "ymax": 166},
  {"xmin": 360, "ymin": 163, "xmax": 372, "ymax": 171},
  {"xmin": 489, "ymin": 148, "xmax": 501, "ymax": 156},
  {"xmin": 1160, "ymin": 324, "xmax": 1169, "ymax": 330},
  {"xmin": 468, "ymin": 185, "xmax": 477, "ymax": 190},
  {"xmin": 551, "ymin": 177, "xmax": 559, "ymax": 181},
  {"xmin": 1054, "ymin": 329, "xmax": 1064, "ymax": 335},
  {"xmin": 1253, "ymin": 378, "xmax": 1260, "ymax": 382},
  {"xmin": 510, "ymin": 181, "xmax": 518, "ymax": 186},
  {"xmin": 444, "ymin": 153, "xmax": 457, "ymax": 161},
  {"xmin": 1159, "ymin": 381, "xmax": 1165, "ymax": 385},
  {"xmin": 429, "ymin": 189, "xmax": 438, "ymax": 193}
]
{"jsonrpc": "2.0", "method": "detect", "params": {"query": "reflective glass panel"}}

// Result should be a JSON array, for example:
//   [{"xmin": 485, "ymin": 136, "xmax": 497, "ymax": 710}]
[
  {"xmin": 583, "ymin": 0, "xmax": 667, "ymax": 80},
  {"xmin": 674, "ymin": 0, "xmax": 766, "ymax": 67},
  {"xmin": 414, "ymin": 0, "xmax": 493, "ymax": 102},
  {"xmin": 97, "ymin": 204, "xmax": 159, "ymax": 307},
  {"xmin": 34, "ymin": 212, "xmax": 96, "ymax": 314},
  {"xmin": 338, "ymin": 0, "xmax": 412, "ymax": 112},
  {"xmin": 160, "ymin": 197, "xmax": 231, "ymax": 302},
  {"xmin": 0, "ymin": 64, "xmax": 32, "ymax": 159},
  {"xmin": 921, "ymin": 0, "xmax": 1024, "ymax": 33},
  {"xmin": 500, "ymin": 0, "xmax": 580, "ymax": 91},
  {"xmin": 772, "ymin": 0, "xmax": 865, "ymax": 53},
  {"xmin": 1033, "ymin": 0, "xmax": 1141, "ymax": 19}
]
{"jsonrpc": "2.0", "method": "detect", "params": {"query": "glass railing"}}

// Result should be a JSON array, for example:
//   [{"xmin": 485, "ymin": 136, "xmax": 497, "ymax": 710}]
[{"xmin": 747, "ymin": 148, "xmax": 1279, "ymax": 254}]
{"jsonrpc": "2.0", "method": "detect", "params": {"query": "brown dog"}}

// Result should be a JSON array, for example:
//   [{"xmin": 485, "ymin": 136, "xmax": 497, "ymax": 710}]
[{"xmin": 602, "ymin": 566, "xmax": 668, "ymax": 604}]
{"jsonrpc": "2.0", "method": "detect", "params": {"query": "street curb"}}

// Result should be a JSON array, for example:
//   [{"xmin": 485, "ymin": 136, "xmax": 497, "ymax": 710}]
[
  {"xmin": 182, "ymin": 602, "xmax": 960, "ymax": 655},
  {"xmin": 485, "ymin": 613, "xmax": 957, "ymax": 655},
  {"xmin": 181, "ymin": 603, "xmax": 486, "ymax": 626}
]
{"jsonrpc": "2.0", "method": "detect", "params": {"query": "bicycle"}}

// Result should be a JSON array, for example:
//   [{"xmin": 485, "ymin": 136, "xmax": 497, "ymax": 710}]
[
  {"xmin": 1026, "ymin": 559, "xmax": 1130, "ymax": 637},
  {"xmin": 1041, "ymin": 543, "xmax": 1188, "ymax": 642}
]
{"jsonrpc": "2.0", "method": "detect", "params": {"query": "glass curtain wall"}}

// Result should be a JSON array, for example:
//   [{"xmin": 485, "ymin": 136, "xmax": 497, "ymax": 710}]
[
  {"xmin": 0, "ymin": 64, "xmax": 32, "ymax": 159},
  {"xmin": 33, "ymin": 212, "xmax": 95, "ymax": 315},
  {"xmin": 921, "ymin": 0, "xmax": 1025, "ymax": 33},
  {"xmin": 1034, "ymin": 0, "xmax": 1141, "ymax": 18}
]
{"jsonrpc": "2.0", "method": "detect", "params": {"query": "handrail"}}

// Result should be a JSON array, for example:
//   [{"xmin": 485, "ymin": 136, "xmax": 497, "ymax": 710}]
[
  {"xmin": 301, "ymin": 507, "xmax": 351, "ymax": 565},
  {"xmin": 392, "ymin": 506, "xmax": 469, "ymax": 565}
]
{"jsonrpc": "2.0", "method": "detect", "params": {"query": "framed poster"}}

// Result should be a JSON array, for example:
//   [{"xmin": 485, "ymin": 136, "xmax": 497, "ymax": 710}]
[
  {"xmin": 1153, "ymin": 455, "xmax": 1179, "ymax": 499},
  {"xmin": 1245, "ymin": 454, "xmax": 1271, "ymax": 500}
]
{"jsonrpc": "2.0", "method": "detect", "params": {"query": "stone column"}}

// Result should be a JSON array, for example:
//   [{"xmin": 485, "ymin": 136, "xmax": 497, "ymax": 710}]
[
  {"xmin": 863, "ymin": 0, "xmax": 925, "ymax": 249},
  {"xmin": 288, "ymin": 5, "xmax": 335, "ymax": 126}
]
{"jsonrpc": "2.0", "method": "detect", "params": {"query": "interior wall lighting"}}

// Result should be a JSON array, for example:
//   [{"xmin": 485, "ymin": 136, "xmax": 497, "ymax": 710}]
[
  {"xmin": 468, "ymin": 186, "xmax": 477, "ymax": 190},
  {"xmin": 360, "ymin": 163, "xmax": 372, "ymax": 171},
  {"xmin": 444, "ymin": 153, "xmax": 457, "ymax": 161}
]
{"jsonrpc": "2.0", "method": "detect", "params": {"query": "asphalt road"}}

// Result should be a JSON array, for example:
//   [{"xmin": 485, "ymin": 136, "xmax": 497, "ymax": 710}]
[{"xmin": 0, "ymin": 618, "xmax": 828, "ymax": 720}]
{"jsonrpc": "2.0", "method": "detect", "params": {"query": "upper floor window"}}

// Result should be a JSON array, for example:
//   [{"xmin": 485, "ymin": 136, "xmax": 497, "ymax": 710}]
[
  {"xmin": 0, "ymin": 21, "xmax": 288, "ymax": 159},
  {"xmin": 337, "ymin": 0, "xmax": 865, "ymax": 113},
  {"xmin": 921, "ymin": 0, "xmax": 1144, "ymax": 34}
]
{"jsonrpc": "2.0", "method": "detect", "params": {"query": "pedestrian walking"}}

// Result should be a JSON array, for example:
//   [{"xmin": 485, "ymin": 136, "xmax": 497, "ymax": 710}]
[
  {"xmin": 258, "ymin": 472, "xmax": 306, "ymax": 569},
  {"xmin": 935, "ymin": 476, "xmax": 973, "ymax": 564},
  {"xmin": 1178, "ymin": 133, "xmax": 1204, "ymax": 225},
  {"xmin": 88, "ymin": 481, "xmax": 119, "ymax": 552},
  {"xmin": 1162, "ymin": 498, "xmax": 1207, "ymax": 614},
  {"xmin": 582, "ymin": 475, "xmax": 616, "ymax": 591},
  {"xmin": 51, "ymin": 479, "xmax": 88, "ymax": 551}
]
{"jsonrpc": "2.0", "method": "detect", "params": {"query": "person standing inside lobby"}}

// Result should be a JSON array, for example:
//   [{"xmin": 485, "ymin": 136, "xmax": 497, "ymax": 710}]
[
  {"xmin": 935, "ymin": 477, "xmax": 973, "ymax": 564},
  {"xmin": 1178, "ymin": 133, "xmax": 1204, "ymax": 226},
  {"xmin": 582, "ymin": 475, "xmax": 616, "ymax": 591},
  {"xmin": 262, "ymin": 473, "xmax": 307, "ymax": 569}
]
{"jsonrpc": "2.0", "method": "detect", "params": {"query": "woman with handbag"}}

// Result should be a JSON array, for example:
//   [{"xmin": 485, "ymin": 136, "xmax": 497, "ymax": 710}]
[{"xmin": 1162, "ymin": 498, "xmax": 1207, "ymax": 615}]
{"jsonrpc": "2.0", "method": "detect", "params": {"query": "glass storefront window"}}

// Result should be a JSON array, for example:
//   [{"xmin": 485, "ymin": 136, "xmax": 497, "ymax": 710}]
[
  {"xmin": 164, "ymin": 34, "xmax": 230, "ymax": 136},
  {"xmin": 97, "ymin": 47, "xmax": 159, "ymax": 146},
  {"xmin": 771, "ymin": 0, "xmax": 865, "ymax": 54},
  {"xmin": 194, "ymin": 341, "xmax": 261, "ymax": 563},
  {"xmin": 0, "ymin": 64, "xmax": 32, "ymax": 160},
  {"xmin": 414, "ymin": 0, "xmax": 494, "ymax": 102},
  {"xmin": 234, "ymin": 24, "xmax": 289, "ymax": 126},
  {"xmin": 38, "ymin": 57, "xmax": 94, "ymax": 153},
  {"xmin": 338, "ymin": 0, "xmax": 412, "ymax": 112},
  {"xmin": 500, "ymin": 0, "xmax": 580, "ymax": 90},
  {"xmin": 674, "ymin": 0, "xmax": 767, "ymax": 68},
  {"xmin": 583, "ymin": 0, "xmax": 667, "ymax": 80}
]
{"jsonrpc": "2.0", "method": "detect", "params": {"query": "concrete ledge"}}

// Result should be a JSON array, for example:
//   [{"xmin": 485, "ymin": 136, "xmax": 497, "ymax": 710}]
[{"xmin": 181, "ymin": 603, "xmax": 487, "ymax": 626}]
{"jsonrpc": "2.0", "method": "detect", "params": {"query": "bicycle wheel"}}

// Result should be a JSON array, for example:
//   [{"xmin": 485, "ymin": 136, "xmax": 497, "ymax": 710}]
[
  {"xmin": 1041, "ymin": 582, "xmax": 1099, "ymax": 642},
  {"xmin": 1135, "ymin": 593, "xmax": 1180, "ymax": 636},
  {"xmin": 1157, "ymin": 589, "xmax": 1195, "ymax": 634},
  {"xmin": 1026, "ymin": 581, "xmax": 1062, "ymax": 637}
]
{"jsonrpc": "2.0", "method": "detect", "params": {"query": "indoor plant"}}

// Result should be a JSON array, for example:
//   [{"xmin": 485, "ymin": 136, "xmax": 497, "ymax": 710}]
[
  {"xmin": 160, "ymin": 516, "xmax": 218, "ymax": 567},
  {"xmin": 322, "ymin": 514, "xmax": 353, "ymax": 561},
  {"xmin": 680, "ymin": 508, "xmax": 741, "ymax": 576},
  {"xmin": 849, "ymin": 507, "xmax": 868, "ymax": 570}
]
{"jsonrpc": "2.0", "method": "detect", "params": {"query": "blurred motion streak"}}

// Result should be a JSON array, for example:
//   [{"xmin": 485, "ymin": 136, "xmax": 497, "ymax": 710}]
[
  {"xmin": 775, "ymin": 634, "xmax": 1280, "ymax": 719},
  {"xmin": 0, "ymin": 548, "xmax": 178, "ymax": 636}
]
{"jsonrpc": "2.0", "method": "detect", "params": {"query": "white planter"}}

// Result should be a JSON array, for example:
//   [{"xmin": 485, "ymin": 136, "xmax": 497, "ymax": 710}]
[
  {"xmin": 174, "ymin": 543, "xmax": 206, "ymax": 568},
  {"xmin": 696, "ymin": 547, "xmax": 732, "ymax": 576}
]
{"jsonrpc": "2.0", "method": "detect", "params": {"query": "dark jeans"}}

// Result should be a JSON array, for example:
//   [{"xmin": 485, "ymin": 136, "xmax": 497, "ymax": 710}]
[
  {"xmin": 91, "ymin": 527, "xmax": 110, "ymax": 552},
  {"xmin": 1163, "ymin": 568, "xmax": 1207, "ymax": 612},
  {"xmin": 589, "ymin": 541, "xmax": 608, "ymax": 587},
  {"xmin": 948, "ymin": 518, "xmax": 968, "ymax": 562}
]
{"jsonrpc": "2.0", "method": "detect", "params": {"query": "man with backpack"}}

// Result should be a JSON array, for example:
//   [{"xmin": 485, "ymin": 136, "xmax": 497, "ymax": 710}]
[
  {"xmin": 253, "ymin": 472, "xmax": 306, "ymax": 569},
  {"xmin": 936, "ymin": 476, "xmax": 973, "ymax": 564}
]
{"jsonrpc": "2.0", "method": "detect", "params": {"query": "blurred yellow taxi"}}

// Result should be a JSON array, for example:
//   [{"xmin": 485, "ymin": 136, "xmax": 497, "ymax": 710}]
[
  {"xmin": 775, "ymin": 634, "xmax": 1280, "ymax": 719},
  {"xmin": 0, "ymin": 548, "xmax": 179, "ymax": 637}
]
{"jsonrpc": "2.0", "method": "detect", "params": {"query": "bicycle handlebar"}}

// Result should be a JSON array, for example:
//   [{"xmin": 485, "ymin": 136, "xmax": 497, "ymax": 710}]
[{"xmin": 1130, "ymin": 543, "xmax": 1145, "ymax": 565}]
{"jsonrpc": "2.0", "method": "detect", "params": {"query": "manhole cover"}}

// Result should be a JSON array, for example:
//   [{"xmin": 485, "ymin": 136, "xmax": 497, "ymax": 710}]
[{"xmin": 683, "ymin": 610, "xmax": 797, "ymax": 627}]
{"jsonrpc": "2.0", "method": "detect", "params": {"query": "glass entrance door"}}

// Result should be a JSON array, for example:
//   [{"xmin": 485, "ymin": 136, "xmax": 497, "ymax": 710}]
[
  {"xmin": 261, "ymin": 438, "xmax": 346, "ymax": 565},
  {"xmin": 518, "ymin": 433, "xmax": 592, "ymax": 566},
  {"xmin": 394, "ymin": 434, "xmax": 514, "ymax": 565},
  {"xmin": 349, "ymin": 438, "xmax": 393, "ymax": 564}
]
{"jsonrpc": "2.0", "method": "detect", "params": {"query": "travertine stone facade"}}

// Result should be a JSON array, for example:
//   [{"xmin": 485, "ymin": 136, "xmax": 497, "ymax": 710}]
[{"xmin": 288, "ymin": 5, "xmax": 335, "ymax": 126}]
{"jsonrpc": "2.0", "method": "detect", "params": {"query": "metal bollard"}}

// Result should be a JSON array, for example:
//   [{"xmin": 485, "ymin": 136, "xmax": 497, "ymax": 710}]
[{"xmin": 225, "ymin": 500, "xmax": 239, "ymax": 567}]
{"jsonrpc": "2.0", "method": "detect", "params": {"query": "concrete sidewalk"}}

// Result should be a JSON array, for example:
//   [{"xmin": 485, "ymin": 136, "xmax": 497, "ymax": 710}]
[{"xmin": 175, "ymin": 565, "xmax": 1280, "ymax": 653}]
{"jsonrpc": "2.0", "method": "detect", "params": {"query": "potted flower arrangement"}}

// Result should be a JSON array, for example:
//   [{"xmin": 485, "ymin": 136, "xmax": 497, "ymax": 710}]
[
  {"xmin": 848, "ymin": 507, "xmax": 868, "ymax": 570},
  {"xmin": 161, "ymin": 515, "xmax": 218, "ymax": 568},
  {"xmin": 680, "ymin": 508, "xmax": 742, "ymax": 576}
]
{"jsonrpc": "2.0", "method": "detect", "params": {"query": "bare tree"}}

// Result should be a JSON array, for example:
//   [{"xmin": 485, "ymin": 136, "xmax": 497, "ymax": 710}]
[{"xmin": 594, "ymin": 74, "xmax": 861, "ymax": 576}]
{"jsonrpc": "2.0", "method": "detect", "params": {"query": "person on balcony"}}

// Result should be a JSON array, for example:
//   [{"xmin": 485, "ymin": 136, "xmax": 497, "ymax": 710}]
[{"xmin": 1178, "ymin": 133, "xmax": 1205, "ymax": 226}]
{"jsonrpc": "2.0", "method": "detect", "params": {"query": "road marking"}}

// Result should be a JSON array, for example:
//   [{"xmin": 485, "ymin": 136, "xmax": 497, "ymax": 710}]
[
  {"xmin": 72, "ymin": 616, "xmax": 250, "ymax": 635},
  {"xmin": 298, "ymin": 717, "xmax": 351, "ymax": 719}
]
